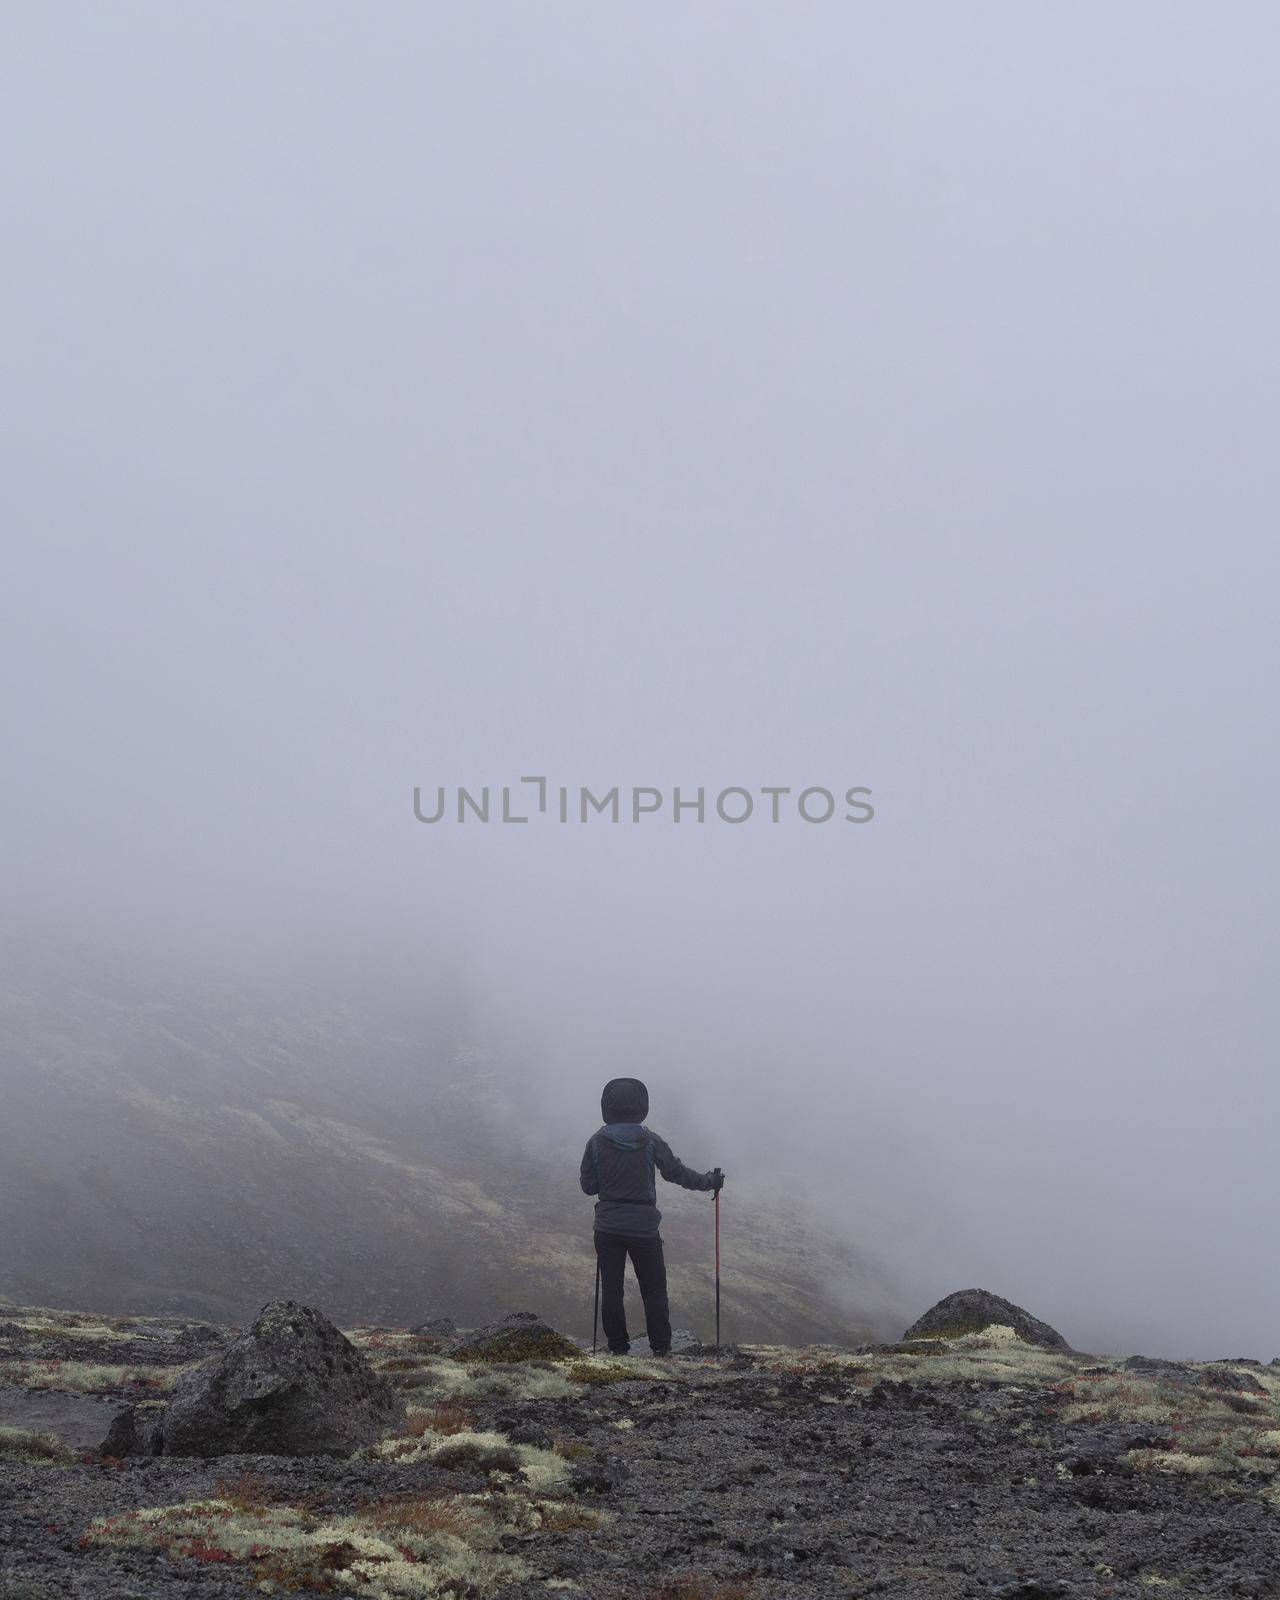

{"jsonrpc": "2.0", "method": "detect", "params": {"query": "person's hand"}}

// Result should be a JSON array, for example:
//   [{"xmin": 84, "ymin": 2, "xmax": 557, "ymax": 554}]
[{"xmin": 711, "ymin": 1167, "xmax": 725, "ymax": 1193}]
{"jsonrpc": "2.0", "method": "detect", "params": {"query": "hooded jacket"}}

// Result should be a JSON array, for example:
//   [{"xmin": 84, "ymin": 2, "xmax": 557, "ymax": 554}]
[{"xmin": 580, "ymin": 1077, "xmax": 717, "ymax": 1237}]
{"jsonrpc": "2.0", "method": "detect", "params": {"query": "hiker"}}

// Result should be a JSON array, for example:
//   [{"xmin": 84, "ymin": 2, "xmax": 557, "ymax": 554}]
[{"xmin": 580, "ymin": 1076, "xmax": 724, "ymax": 1356}]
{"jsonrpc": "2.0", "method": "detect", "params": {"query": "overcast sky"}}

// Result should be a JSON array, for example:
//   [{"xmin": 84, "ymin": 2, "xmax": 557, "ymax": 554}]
[{"xmin": 3, "ymin": 4, "xmax": 1277, "ymax": 1357}]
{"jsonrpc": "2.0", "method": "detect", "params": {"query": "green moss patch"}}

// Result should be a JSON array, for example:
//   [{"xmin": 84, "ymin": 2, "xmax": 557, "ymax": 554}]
[
  {"xmin": 452, "ymin": 1330, "xmax": 579, "ymax": 1364},
  {"xmin": 0, "ymin": 1425, "xmax": 77, "ymax": 1466},
  {"xmin": 567, "ymin": 1361, "xmax": 645, "ymax": 1386}
]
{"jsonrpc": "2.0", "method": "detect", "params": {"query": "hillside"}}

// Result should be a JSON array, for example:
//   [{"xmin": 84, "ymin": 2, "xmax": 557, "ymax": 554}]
[{"xmin": 0, "ymin": 935, "xmax": 900, "ymax": 1345}]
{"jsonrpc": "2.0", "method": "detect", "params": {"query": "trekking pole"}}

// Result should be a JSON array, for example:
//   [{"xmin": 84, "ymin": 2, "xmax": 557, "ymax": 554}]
[
  {"xmin": 714, "ymin": 1182, "xmax": 721, "ymax": 1355},
  {"xmin": 592, "ymin": 1259, "xmax": 600, "ymax": 1355}
]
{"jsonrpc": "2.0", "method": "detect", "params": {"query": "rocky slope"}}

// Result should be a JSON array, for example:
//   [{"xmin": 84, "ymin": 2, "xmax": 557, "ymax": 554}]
[{"xmin": 2, "ymin": 1301, "xmax": 1280, "ymax": 1598}]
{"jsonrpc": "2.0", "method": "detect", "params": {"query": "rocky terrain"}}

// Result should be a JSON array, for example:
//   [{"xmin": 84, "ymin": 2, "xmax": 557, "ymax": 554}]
[{"xmin": 2, "ymin": 1292, "xmax": 1280, "ymax": 1599}]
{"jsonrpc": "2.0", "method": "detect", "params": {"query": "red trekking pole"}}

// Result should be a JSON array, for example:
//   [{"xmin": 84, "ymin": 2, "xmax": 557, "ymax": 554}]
[{"xmin": 713, "ymin": 1170, "xmax": 722, "ymax": 1354}]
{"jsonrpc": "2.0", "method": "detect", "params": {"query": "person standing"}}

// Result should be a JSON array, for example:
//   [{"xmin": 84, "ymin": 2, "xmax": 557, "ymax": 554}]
[{"xmin": 579, "ymin": 1076, "xmax": 723, "ymax": 1355}]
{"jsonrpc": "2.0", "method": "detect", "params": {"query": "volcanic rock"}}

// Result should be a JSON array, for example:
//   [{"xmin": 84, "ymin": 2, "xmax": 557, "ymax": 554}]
[
  {"xmin": 153, "ymin": 1300, "xmax": 403, "ymax": 1457},
  {"xmin": 447, "ymin": 1310, "xmax": 578, "ymax": 1363},
  {"xmin": 101, "ymin": 1401, "xmax": 165, "ymax": 1457},
  {"xmin": 1200, "ymin": 1363, "xmax": 1267, "ymax": 1393},
  {"xmin": 904, "ymin": 1288, "xmax": 1069, "ymax": 1349},
  {"xmin": 409, "ymin": 1315, "xmax": 456, "ymax": 1336}
]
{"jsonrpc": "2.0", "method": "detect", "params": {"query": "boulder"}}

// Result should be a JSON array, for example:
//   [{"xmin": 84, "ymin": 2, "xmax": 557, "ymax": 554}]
[
  {"xmin": 447, "ymin": 1311, "xmax": 578, "ymax": 1363},
  {"xmin": 1120, "ymin": 1356, "xmax": 1267, "ymax": 1394},
  {"xmin": 410, "ymin": 1316, "xmax": 456, "ymax": 1337},
  {"xmin": 1122, "ymin": 1355, "xmax": 1189, "ymax": 1377},
  {"xmin": 155, "ymin": 1301, "xmax": 404, "ymax": 1457},
  {"xmin": 101, "ymin": 1402, "xmax": 166, "ymax": 1458},
  {"xmin": 1199, "ymin": 1363, "xmax": 1267, "ymax": 1394},
  {"xmin": 903, "ymin": 1288, "xmax": 1069, "ymax": 1350}
]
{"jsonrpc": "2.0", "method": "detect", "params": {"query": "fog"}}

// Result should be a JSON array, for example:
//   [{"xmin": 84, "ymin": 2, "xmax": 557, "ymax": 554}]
[{"xmin": 3, "ymin": 5, "xmax": 1277, "ymax": 1357}]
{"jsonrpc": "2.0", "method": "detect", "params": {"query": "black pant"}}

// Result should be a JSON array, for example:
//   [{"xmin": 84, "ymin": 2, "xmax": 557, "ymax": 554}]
[{"xmin": 594, "ymin": 1230, "xmax": 670, "ymax": 1354}]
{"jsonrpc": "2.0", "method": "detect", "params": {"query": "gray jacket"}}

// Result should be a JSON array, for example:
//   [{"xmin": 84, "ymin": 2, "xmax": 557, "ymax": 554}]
[{"xmin": 580, "ymin": 1120, "xmax": 716, "ymax": 1237}]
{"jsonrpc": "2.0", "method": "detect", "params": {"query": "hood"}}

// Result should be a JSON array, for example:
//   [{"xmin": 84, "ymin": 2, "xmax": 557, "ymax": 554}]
[{"xmin": 600, "ymin": 1077, "xmax": 649, "ymax": 1124}]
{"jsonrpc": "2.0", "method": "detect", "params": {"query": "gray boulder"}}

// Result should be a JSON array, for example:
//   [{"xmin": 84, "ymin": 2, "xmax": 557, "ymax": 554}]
[
  {"xmin": 101, "ymin": 1401, "xmax": 166, "ymax": 1458},
  {"xmin": 1199, "ymin": 1363, "xmax": 1267, "ymax": 1394},
  {"xmin": 154, "ymin": 1301, "xmax": 403, "ymax": 1457},
  {"xmin": 904, "ymin": 1288, "xmax": 1069, "ymax": 1350},
  {"xmin": 447, "ymin": 1310, "xmax": 578, "ymax": 1363},
  {"xmin": 1122, "ymin": 1354, "xmax": 1189, "ymax": 1377},
  {"xmin": 410, "ymin": 1316, "xmax": 456, "ymax": 1337},
  {"xmin": 1120, "ymin": 1356, "xmax": 1267, "ymax": 1394}
]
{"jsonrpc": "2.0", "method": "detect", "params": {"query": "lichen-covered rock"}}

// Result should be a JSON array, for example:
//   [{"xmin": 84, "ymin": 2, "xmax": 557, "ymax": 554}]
[
  {"xmin": 155, "ymin": 1301, "xmax": 404, "ymax": 1457},
  {"xmin": 903, "ymin": 1288, "xmax": 1069, "ymax": 1350},
  {"xmin": 447, "ymin": 1310, "xmax": 578, "ymax": 1363}
]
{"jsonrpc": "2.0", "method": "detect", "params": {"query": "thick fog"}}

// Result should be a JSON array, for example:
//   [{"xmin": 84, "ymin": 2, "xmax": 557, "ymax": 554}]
[{"xmin": 3, "ymin": 5, "xmax": 1277, "ymax": 1357}]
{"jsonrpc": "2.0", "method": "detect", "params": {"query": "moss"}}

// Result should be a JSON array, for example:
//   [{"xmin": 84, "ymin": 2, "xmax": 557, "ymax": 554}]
[
  {"xmin": 532, "ymin": 1502, "xmax": 602, "ymax": 1532},
  {"xmin": 552, "ymin": 1437, "xmax": 594, "ymax": 1460},
  {"xmin": 464, "ymin": 1364, "xmax": 578, "ymax": 1402},
  {"xmin": 5, "ymin": 1316, "xmax": 136, "ymax": 1346},
  {"xmin": 1130, "ymin": 1450, "xmax": 1232, "ymax": 1477},
  {"xmin": 4, "ymin": 1360, "xmax": 188, "ymax": 1394},
  {"xmin": 0, "ymin": 1426, "xmax": 76, "ymax": 1466},
  {"xmin": 567, "ymin": 1361, "xmax": 642, "ymax": 1386},
  {"xmin": 907, "ymin": 1320, "xmax": 1034, "ymax": 1344},
  {"xmin": 367, "ymin": 1429, "xmax": 570, "ymax": 1489},
  {"xmin": 80, "ymin": 1494, "xmax": 530, "ymax": 1597},
  {"xmin": 430, "ymin": 1439, "xmax": 524, "ymax": 1476},
  {"xmin": 452, "ymin": 1330, "xmax": 579, "ymax": 1364}
]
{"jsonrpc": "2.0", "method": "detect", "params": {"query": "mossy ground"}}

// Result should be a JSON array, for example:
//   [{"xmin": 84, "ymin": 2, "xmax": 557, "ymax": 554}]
[
  {"xmin": 0, "ymin": 1426, "xmax": 77, "ymax": 1466},
  {"xmin": 5, "ymin": 1306, "xmax": 1280, "ymax": 1598},
  {"xmin": 2, "ymin": 1360, "xmax": 185, "ymax": 1394},
  {"xmin": 74, "ymin": 1402, "xmax": 603, "ymax": 1596},
  {"xmin": 80, "ymin": 1491, "xmax": 537, "ymax": 1597},
  {"xmin": 450, "ymin": 1330, "xmax": 580, "ymax": 1364}
]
